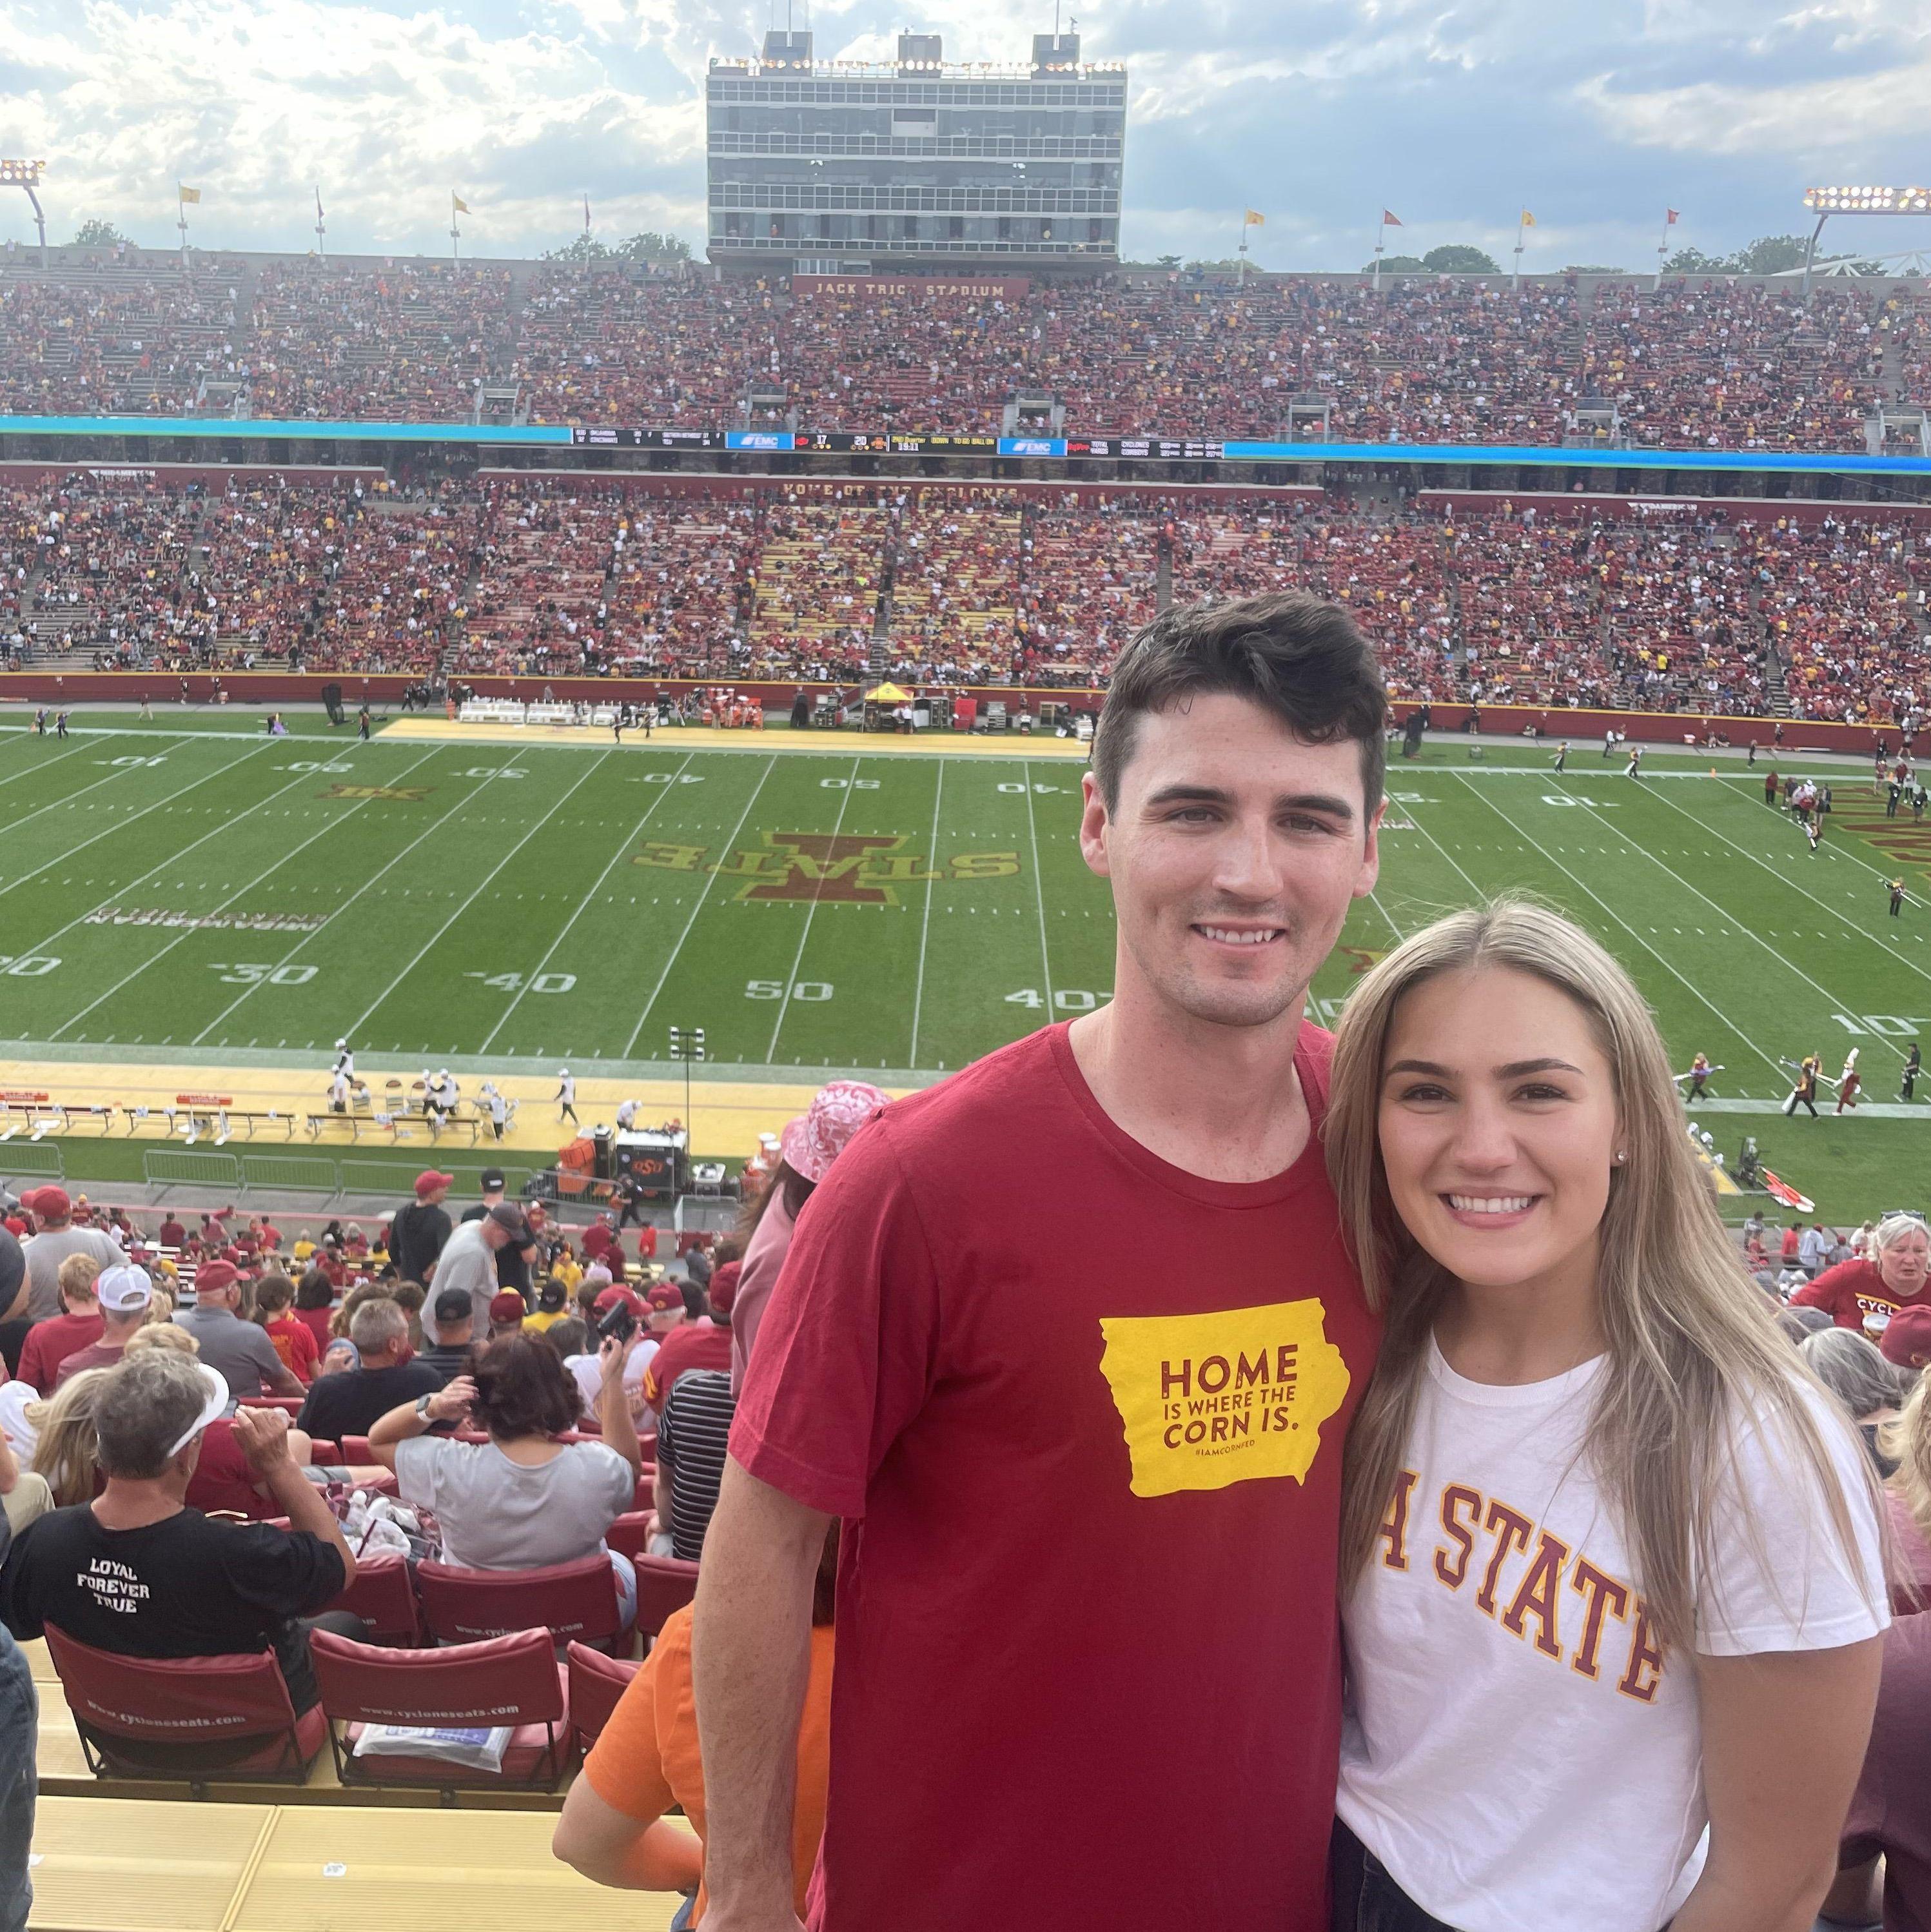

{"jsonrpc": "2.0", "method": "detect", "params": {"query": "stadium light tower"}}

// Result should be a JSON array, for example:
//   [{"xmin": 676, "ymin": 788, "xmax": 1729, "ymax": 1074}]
[
  {"xmin": 1800, "ymin": 185, "xmax": 1931, "ymax": 299},
  {"xmin": 667, "ymin": 1025, "xmax": 705, "ymax": 1143},
  {"xmin": 0, "ymin": 161, "xmax": 48, "ymax": 265}
]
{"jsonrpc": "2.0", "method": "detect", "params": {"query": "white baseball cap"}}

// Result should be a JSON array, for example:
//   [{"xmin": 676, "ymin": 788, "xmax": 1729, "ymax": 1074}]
[{"xmin": 95, "ymin": 1264, "xmax": 154, "ymax": 1314}]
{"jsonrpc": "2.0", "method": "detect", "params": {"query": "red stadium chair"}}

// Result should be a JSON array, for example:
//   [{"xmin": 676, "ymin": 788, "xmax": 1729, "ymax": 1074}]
[
  {"xmin": 332, "ymin": 1553, "xmax": 424, "ymax": 1646},
  {"xmin": 43, "ymin": 1624, "xmax": 324, "ymax": 1786},
  {"xmin": 631, "ymin": 1466, "xmax": 656, "ymax": 1512},
  {"xmin": 309, "ymin": 1626, "xmax": 569, "ymax": 1790},
  {"xmin": 605, "ymin": 1510, "xmax": 654, "ymax": 1563},
  {"xmin": 239, "ymin": 1395, "xmax": 305, "ymax": 1418},
  {"xmin": 566, "ymin": 1640, "xmax": 640, "ymax": 1756},
  {"xmin": 415, "ymin": 1554, "xmax": 629, "ymax": 1652},
  {"xmin": 339, "ymin": 1436, "xmax": 373, "ymax": 1463},
  {"xmin": 632, "ymin": 1554, "xmax": 701, "ymax": 1644}
]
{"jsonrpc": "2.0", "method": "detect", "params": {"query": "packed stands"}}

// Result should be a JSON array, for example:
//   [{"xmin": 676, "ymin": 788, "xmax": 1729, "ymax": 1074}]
[
  {"xmin": 0, "ymin": 258, "xmax": 1915, "ymax": 454},
  {"xmin": 1012, "ymin": 495, "xmax": 1161, "ymax": 687},
  {"xmin": 883, "ymin": 489, "xmax": 1023, "ymax": 678},
  {"xmin": 1750, "ymin": 515, "xmax": 1931, "ymax": 724},
  {"xmin": 743, "ymin": 491, "xmax": 888, "ymax": 682},
  {"xmin": 5, "ymin": 462, "xmax": 1930, "ymax": 718}
]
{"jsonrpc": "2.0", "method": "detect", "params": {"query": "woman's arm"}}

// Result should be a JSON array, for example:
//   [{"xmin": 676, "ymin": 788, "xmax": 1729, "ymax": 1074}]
[
  {"xmin": 364, "ymin": 1376, "xmax": 474, "ymax": 1470},
  {"xmin": 552, "ymin": 1775, "xmax": 703, "ymax": 1893},
  {"xmin": 594, "ymin": 1336, "xmax": 641, "ymax": 1477},
  {"xmin": 1670, "ymin": 1639, "xmax": 1883, "ymax": 1932}
]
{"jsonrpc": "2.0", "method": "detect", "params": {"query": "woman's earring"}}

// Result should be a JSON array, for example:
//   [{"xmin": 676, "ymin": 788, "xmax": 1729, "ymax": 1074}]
[{"xmin": 1613, "ymin": 1150, "xmax": 1627, "ymax": 1165}]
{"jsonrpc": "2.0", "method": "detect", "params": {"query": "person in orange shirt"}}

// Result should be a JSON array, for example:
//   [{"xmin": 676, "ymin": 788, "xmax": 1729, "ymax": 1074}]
[{"xmin": 552, "ymin": 1524, "xmax": 837, "ymax": 1924}]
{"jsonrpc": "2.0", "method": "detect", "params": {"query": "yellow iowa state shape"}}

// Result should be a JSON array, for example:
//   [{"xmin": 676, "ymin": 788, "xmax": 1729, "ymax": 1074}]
[{"xmin": 1098, "ymin": 1298, "xmax": 1350, "ymax": 1499}]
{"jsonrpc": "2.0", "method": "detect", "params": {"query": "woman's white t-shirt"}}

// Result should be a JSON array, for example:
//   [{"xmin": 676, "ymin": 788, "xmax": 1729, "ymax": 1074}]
[{"xmin": 1335, "ymin": 1341, "xmax": 1887, "ymax": 1932}]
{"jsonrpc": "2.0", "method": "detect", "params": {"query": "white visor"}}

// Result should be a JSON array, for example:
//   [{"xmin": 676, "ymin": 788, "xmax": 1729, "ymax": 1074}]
[{"xmin": 167, "ymin": 1363, "xmax": 232, "ymax": 1457}]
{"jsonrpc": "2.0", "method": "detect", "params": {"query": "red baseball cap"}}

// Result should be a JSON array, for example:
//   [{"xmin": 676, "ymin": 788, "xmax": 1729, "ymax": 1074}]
[
  {"xmin": 1880, "ymin": 1305, "xmax": 1931, "ymax": 1370},
  {"xmin": 193, "ymin": 1259, "xmax": 239, "ymax": 1296},
  {"xmin": 415, "ymin": 1170, "xmax": 454, "ymax": 1199},
  {"xmin": 709, "ymin": 1259, "xmax": 742, "ymax": 1316},
  {"xmin": 593, "ymin": 1285, "xmax": 644, "ymax": 1317},
  {"xmin": 23, "ymin": 1186, "xmax": 70, "ymax": 1221},
  {"xmin": 644, "ymin": 1282, "xmax": 681, "ymax": 1312},
  {"xmin": 489, "ymin": 1290, "xmax": 527, "ymax": 1324}
]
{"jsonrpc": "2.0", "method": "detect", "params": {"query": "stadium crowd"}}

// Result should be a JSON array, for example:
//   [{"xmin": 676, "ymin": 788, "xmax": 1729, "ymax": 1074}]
[
  {"xmin": 1, "ymin": 259, "xmax": 1923, "ymax": 452},
  {"xmin": 8, "ymin": 469, "xmax": 1930, "ymax": 716}
]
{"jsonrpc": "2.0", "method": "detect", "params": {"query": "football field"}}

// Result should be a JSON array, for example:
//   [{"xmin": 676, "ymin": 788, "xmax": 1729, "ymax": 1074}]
[{"xmin": 1, "ymin": 711, "xmax": 1928, "ymax": 1216}]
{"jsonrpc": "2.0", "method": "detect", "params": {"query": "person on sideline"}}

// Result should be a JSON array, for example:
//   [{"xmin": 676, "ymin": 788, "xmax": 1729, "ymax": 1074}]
[
  {"xmin": 1324, "ymin": 900, "xmax": 1887, "ymax": 1932},
  {"xmin": 694, "ymin": 592, "xmax": 1388, "ymax": 1931}
]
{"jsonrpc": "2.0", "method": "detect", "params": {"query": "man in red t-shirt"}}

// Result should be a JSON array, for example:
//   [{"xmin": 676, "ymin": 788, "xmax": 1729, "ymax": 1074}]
[
  {"xmin": 696, "ymin": 593, "xmax": 1387, "ymax": 1931},
  {"xmin": 1793, "ymin": 1212, "xmax": 1931, "ymax": 1330},
  {"xmin": 642, "ymin": 1277, "xmax": 736, "ymax": 1414}
]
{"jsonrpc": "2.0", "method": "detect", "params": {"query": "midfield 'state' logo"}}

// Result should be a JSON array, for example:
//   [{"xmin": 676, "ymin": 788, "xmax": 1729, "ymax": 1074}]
[
  {"xmin": 632, "ymin": 832, "xmax": 1019, "ymax": 905},
  {"xmin": 322, "ymin": 783, "xmax": 431, "ymax": 802}
]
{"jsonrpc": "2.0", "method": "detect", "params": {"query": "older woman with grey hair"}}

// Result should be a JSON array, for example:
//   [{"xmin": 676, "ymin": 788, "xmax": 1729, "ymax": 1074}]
[
  {"xmin": 1793, "ymin": 1210, "xmax": 1931, "ymax": 1335},
  {"xmin": 1803, "ymin": 1326, "xmax": 1913, "ymax": 1475}
]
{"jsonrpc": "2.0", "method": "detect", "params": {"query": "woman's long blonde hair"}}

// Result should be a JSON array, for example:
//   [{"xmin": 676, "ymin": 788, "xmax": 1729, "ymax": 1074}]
[
  {"xmin": 25, "ymin": 1368, "xmax": 113, "ymax": 1508},
  {"xmin": 1326, "ymin": 898, "xmax": 1875, "ymax": 1653},
  {"xmin": 1881, "ymin": 1376, "xmax": 1931, "ymax": 1544}
]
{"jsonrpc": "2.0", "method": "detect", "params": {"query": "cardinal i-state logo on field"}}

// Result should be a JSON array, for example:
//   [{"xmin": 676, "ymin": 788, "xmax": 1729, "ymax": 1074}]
[{"xmin": 631, "ymin": 832, "xmax": 1020, "ymax": 905}]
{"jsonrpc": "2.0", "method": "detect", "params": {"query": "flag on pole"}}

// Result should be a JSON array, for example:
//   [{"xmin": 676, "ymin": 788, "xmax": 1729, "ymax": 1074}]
[
  {"xmin": 1382, "ymin": 209, "xmax": 1402, "ymax": 226},
  {"xmin": 1665, "ymin": 208, "xmax": 1680, "ymax": 224},
  {"xmin": 177, "ymin": 184, "xmax": 201, "ymax": 205},
  {"xmin": 1244, "ymin": 210, "xmax": 1265, "ymax": 227},
  {"xmin": 1519, "ymin": 208, "xmax": 1535, "ymax": 227},
  {"xmin": 315, "ymin": 188, "xmax": 325, "ymax": 221},
  {"xmin": 452, "ymin": 193, "xmax": 470, "ymax": 215},
  {"xmin": 583, "ymin": 193, "xmax": 592, "ymax": 232}
]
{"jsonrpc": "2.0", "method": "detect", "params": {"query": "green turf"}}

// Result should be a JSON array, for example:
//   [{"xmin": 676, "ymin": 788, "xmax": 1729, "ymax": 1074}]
[{"xmin": 1, "ymin": 713, "xmax": 1928, "ymax": 1221}]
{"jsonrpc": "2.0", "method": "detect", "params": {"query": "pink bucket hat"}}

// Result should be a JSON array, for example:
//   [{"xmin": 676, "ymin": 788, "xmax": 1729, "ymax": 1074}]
[{"xmin": 779, "ymin": 1080, "xmax": 890, "ymax": 1184}]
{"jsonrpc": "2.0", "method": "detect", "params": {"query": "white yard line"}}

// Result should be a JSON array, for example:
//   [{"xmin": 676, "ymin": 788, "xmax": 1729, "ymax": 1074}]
[
  {"xmin": 0, "ymin": 737, "xmax": 93, "ymax": 793},
  {"xmin": 1452, "ymin": 774, "xmax": 1792, "ymax": 1091},
  {"xmin": 1, "ymin": 740, "xmax": 351, "ymax": 957},
  {"xmin": 46, "ymin": 744, "xmax": 448, "ymax": 1042},
  {"xmin": 765, "ymin": 758, "xmax": 863, "ymax": 1063},
  {"xmin": 622, "ymin": 755, "xmax": 780, "ymax": 1060},
  {"xmin": 908, "ymin": 758, "xmax": 945, "ymax": 1069},
  {"xmin": 1512, "ymin": 771, "xmax": 1910, "ymax": 1065},
  {"xmin": 0, "ymin": 739, "xmax": 265, "ymax": 871},
  {"xmin": 191, "ymin": 754, "xmax": 531, "ymax": 1046},
  {"xmin": 1021, "ymin": 760, "xmax": 1055, "ymax": 1009},
  {"xmin": 1645, "ymin": 781, "xmax": 1931, "ymax": 998},
  {"xmin": 478, "ymin": 752, "xmax": 699, "ymax": 1055},
  {"xmin": 339, "ymin": 750, "xmax": 618, "ymax": 1043}
]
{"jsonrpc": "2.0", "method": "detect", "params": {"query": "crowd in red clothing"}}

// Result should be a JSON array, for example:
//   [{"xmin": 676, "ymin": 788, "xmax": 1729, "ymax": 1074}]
[{"xmin": 0, "ymin": 259, "xmax": 1919, "ymax": 453}]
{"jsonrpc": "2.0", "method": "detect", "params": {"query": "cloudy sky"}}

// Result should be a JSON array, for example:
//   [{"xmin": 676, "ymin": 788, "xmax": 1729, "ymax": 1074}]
[{"xmin": 1, "ymin": 0, "xmax": 1928, "ymax": 270}]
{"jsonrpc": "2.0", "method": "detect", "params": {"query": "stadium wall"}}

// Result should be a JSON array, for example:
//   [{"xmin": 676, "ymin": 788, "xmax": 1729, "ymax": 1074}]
[
  {"xmin": 1416, "ymin": 488, "xmax": 1931, "ymax": 527},
  {"xmin": 0, "ymin": 669, "xmax": 1914, "ymax": 757}
]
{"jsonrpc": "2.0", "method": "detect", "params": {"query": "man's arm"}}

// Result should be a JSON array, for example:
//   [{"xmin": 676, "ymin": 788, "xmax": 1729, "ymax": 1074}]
[
  {"xmin": 692, "ymin": 1457, "xmax": 832, "ymax": 1932},
  {"xmin": 230, "ymin": 1406, "xmax": 358, "ymax": 1590}
]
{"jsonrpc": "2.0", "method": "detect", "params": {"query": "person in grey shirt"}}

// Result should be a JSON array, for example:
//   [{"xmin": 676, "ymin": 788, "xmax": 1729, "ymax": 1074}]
[
  {"xmin": 15, "ymin": 1189, "xmax": 122, "ymax": 1324},
  {"xmin": 173, "ymin": 1261, "xmax": 304, "ymax": 1406},
  {"xmin": 431, "ymin": 1205, "xmax": 530, "ymax": 1336}
]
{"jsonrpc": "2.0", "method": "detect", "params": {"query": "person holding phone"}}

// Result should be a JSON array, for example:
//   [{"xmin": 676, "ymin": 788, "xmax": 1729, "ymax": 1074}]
[
  {"xmin": 367, "ymin": 1328, "xmax": 643, "ymax": 1627},
  {"xmin": 1324, "ymin": 899, "xmax": 1888, "ymax": 1932}
]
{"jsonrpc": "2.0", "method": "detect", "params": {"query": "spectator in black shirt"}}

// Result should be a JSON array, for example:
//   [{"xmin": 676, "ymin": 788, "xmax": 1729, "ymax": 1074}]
[
  {"xmin": 388, "ymin": 1172, "xmax": 454, "ymax": 1286},
  {"xmin": 0, "ymin": 1352, "xmax": 358, "ymax": 1766},
  {"xmin": 415, "ymin": 1289, "xmax": 476, "ymax": 1386},
  {"xmin": 295, "ymin": 1300, "xmax": 443, "ymax": 1443}
]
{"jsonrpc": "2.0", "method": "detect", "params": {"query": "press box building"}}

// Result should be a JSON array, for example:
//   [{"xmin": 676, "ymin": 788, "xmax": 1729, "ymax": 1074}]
[{"xmin": 705, "ymin": 28, "xmax": 1126, "ymax": 276}]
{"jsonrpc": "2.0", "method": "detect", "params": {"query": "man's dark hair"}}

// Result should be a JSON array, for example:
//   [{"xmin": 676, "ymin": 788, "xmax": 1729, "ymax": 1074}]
[
  {"xmin": 1090, "ymin": 592, "xmax": 1387, "ymax": 816},
  {"xmin": 469, "ymin": 1332, "xmax": 580, "ymax": 1440},
  {"xmin": 295, "ymin": 1267, "xmax": 334, "ymax": 1312}
]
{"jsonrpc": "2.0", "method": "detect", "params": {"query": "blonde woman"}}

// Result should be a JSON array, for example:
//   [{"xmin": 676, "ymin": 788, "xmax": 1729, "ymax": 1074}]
[
  {"xmin": 1879, "ymin": 1374, "xmax": 1931, "ymax": 1603},
  {"xmin": 1324, "ymin": 900, "xmax": 1887, "ymax": 1932},
  {"xmin": 24, "ymin": 1370, "xmax": 113, "ymax": 1507}
]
